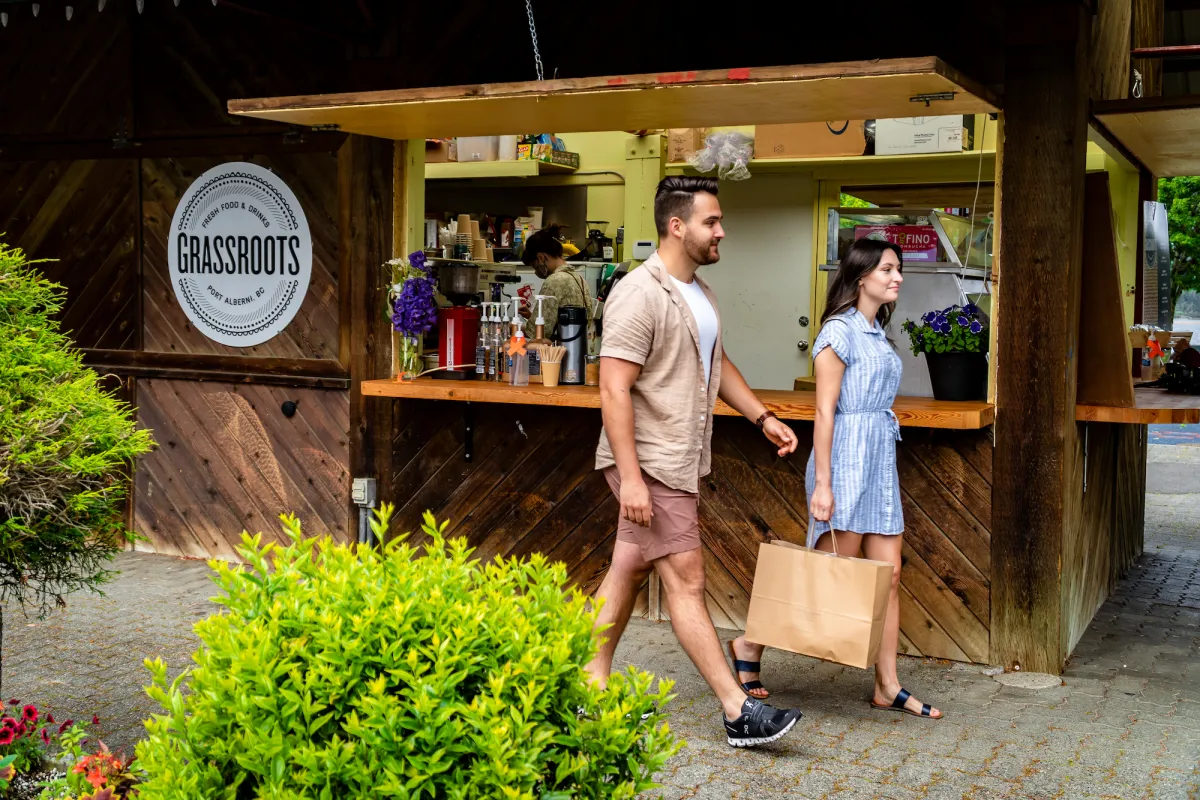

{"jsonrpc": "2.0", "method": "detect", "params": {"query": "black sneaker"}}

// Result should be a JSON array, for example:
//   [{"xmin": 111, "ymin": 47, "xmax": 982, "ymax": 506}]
[{"xmin": 723, "ymin": 698, "xmax": 802, "ymax": 748}]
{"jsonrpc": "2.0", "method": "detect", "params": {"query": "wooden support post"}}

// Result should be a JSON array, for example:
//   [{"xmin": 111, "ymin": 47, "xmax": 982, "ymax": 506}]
[
  {"xmin": 991, "ymin": 3, "xmax": 1092, "ymax": 674},
  {"xmin": 341, "ymin": 135, "xmax": 395, "ymax": 526},
  {"xmin": 1133, "ymin": 0, "xmax": 1164, "ymax": 98},
  {"xmin": 622, "ymin": 134, "xmax": 665, "ymax": 264}
]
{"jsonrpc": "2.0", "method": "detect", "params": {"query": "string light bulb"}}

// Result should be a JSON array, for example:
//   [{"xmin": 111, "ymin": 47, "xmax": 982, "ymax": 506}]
[
  {"xmin": 66, "ymin": 5, "xmax": 74, "ymax": 19},
  {"xmin": 136, "ymin": 0, "xmax": 143, "ymax": 12},
  {"xmin": 31, "ymin": 4, "xmax": 39, "ymax": 17},
  {"xmin": 98, "ymin": 0, "xmax": 106, "ymax": 10},
  {"xmin": 1, "ymin": 12, "xmax": 7, "ymax": 26}
]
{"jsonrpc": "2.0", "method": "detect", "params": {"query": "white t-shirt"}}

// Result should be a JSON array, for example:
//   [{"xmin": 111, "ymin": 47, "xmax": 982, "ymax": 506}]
[{"xmin": 671, "ymin": 276, "xmax": 718, "ymax": 387}]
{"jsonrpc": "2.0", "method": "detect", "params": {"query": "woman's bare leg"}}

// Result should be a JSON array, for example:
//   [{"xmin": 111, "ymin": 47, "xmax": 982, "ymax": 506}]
[{"xmin": 862, "ymin": 534, "xmax": 942, "ymax": 718}]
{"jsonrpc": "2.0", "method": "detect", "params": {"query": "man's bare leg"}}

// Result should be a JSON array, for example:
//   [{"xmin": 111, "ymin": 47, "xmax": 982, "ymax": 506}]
[
  {"xmin": 653, "ymin": 548, "xmax": 748, "ymax": 721},
  {"xmin": 586, "ymin": 539, "xmax": 652, "ymax": 687}
]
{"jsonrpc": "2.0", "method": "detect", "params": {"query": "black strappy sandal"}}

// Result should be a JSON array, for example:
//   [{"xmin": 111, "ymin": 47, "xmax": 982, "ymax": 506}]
[
  {"xmin": 727, "ymin": 641, "xmax": 769, "ymax": 699},
  {"xmin": 870, "ymin": 687, "xmax": 941, "ymax": 719}
]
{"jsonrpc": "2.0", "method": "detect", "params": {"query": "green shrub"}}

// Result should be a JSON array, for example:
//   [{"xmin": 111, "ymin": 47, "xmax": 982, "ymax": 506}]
[
  {"xmin": 135, "ymin": 507, "xmax": 682, "ymax": 799},
  {"xmin": 0, "ymin": 241, "xmax": 154, "ymax": 692}
]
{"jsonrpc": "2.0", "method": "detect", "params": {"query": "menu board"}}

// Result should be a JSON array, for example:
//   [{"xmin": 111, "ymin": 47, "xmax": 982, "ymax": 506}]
[
  {"xmin": 1143, "ymin": 201, "xmax": 1172, "ymax": 330},
  {"xmin": 853, "ymin": 224, "xmax": 939, "ymax": 262}
]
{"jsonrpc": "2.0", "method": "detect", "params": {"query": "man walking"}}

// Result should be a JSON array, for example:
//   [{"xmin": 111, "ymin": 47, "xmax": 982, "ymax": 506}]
[{"xmin": 590, "ymin": 176, "xmax": 803, "ymax": 747}]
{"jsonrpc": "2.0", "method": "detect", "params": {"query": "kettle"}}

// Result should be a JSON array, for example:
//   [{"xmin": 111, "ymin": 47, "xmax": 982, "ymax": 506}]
[{"xmin": 557, "ymin": 306, "xmax": 588, "ymax": 385}]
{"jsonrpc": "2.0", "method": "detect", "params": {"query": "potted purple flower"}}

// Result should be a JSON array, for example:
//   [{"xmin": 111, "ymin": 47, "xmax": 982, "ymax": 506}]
[
  {"xmin": 386, "ymin": 250, "xmax": 437, "ymax": 380},
  {"xmin": 902, "ymin": 303, "xmax": 989, "ymax": 401}
]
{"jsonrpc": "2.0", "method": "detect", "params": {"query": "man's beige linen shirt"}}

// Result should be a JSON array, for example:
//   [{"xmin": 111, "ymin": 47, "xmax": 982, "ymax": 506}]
[{"xmin": 595, "ymin": 252, "xmax": 722, "ymax": 494}]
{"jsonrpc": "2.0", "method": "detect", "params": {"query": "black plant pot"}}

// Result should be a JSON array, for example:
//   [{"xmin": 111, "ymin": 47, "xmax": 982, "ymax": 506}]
[{"xmin": 924, "ymin": 351, "xmax": 988, "ymax": 401}]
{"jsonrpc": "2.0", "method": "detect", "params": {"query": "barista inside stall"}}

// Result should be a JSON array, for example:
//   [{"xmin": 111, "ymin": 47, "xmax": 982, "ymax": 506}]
[{"xmin": 520, "ymin": 224, "xmax": 592, "ymax": 340}]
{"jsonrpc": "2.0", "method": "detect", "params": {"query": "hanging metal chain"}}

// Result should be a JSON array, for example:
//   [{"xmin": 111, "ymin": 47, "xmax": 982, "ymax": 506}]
[{"xmin": 524, "ymin": 0, "xmax": 544, "ymax": 82}]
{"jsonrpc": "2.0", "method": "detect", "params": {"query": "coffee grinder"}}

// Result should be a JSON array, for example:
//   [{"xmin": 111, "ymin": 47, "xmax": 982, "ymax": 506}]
[{"xmin": 434, "ymin": 261, "xmax": 481, "ymax": 380}]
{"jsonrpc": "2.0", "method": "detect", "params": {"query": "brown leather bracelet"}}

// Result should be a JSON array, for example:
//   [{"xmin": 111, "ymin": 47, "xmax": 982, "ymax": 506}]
[{"xmin": 754, "ymin": 410, "xmax": 777, "ymax": 429}]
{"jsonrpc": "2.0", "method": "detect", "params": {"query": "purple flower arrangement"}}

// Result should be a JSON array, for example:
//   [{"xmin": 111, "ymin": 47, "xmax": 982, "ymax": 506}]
[
  {"xmin": 902, "ymin": 302, "xmax": 988, "ymax": 356},
  {"xmin": 387, "ymin": 250, "xmax": 437, "ymax": 338}
]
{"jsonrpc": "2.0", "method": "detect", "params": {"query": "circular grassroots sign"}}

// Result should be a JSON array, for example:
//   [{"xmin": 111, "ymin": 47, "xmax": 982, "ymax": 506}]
[{"xmin": 168, "ymin": 162, "xmax": 312, "ymax": 347}]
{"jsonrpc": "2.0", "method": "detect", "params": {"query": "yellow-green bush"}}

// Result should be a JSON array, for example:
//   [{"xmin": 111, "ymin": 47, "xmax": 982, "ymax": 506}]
[{"xmin": 135, "ymin": 507, "xmax": 681, "ymax": 799}]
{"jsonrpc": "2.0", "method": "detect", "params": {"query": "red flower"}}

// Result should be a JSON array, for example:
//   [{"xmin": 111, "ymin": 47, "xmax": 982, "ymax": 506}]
[
  {"xmin": 58, "ymin": 720, "xmax": 74, "ymax": 734},
  {"xmin": 92, "ymin": 715, "xmax": 100, "ymax": 726},
  {"xmin": 15, "ymin": 723, "xmax": 26, "ymax": 737},
  {"xmin": 40, "ymin": 728, "xmax": 49, "ymax": 745},
  {"xmin": 7, "ymin": 700, "xmax": 17, "ymax": 707},
  {"xmin": 46, "ymin": 713, "xmax": 54, "ymax": 725},
  {"xmin": 0, "ymin": 718, "xmax": 15, "ymax": 731},
  {"xmin": 21, "ymin": 705, "xmax": 37, "ymax": 724},
  {"xmin": 0, "ymin": 729, "xmax": 13, "ymax": 746},
  {"xmin": 85, "ymin": 766, "xmax": 105, "ymax": 790}
]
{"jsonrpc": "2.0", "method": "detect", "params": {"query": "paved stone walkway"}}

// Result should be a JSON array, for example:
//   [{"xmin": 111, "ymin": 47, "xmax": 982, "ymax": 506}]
[{"xmin": 2, "ymin": 450, "xmax": 1198, "ymax": 798}]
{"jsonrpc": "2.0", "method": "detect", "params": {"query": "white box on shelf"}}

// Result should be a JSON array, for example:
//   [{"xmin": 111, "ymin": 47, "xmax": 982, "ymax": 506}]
[
  {"xmin": 455, "ymin": 136, "xmax": 500, "ymax": 162},
  {"xmin": 875, "ymin": 116, "xmax": 970, "ymax": 155}
]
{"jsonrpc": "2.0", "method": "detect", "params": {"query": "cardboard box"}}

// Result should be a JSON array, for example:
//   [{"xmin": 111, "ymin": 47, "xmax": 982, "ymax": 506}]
[
  {"xmin": 667, "ymin": 128, "xmax": 709, "ymax": 163},
  {"xmin": 519, "ymin": 144, "xmax": 580, "ymax": 168},
  {"xmin": 875, "ymin": 115, "xmax": 973, "ymax": 155},
  {"xmin": 425, "ymin": 139, "xmax": 452, "ymax": 163},
  {"xmin": 754, "ymin": 121, "xmax": 867, "ymax": 159}
]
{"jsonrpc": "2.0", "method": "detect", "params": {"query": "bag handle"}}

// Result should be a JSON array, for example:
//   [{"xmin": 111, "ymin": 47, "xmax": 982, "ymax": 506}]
[{"xmin": 830, "ymin": 529, "xmax": 840, "ymax": 557}]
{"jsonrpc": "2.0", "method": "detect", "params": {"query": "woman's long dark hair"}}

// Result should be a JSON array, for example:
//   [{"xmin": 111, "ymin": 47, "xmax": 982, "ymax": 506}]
[
  {"xmin": 821, "ymin": 238, "xmax": 903, "ymax": 330},
  {"xmin": 521, "ymin": 223, "xmax": 565, "ymax": 266}
]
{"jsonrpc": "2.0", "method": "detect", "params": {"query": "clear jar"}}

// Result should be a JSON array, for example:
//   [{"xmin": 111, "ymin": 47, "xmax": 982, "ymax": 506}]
[{"xmin": 584, "ymin": 355, "xmax": 600, "ymax": 386}]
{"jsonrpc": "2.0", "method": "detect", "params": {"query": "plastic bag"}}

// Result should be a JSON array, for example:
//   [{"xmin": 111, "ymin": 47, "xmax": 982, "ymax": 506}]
[{"xmin": 688, "ymin": 131, "xmax": 755, "ymax": 181}]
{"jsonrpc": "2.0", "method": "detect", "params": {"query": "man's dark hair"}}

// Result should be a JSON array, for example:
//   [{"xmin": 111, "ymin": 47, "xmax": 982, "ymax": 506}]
[{"xmin": 654, "ymin": 176, "xmax": 719, "ymax": 236}]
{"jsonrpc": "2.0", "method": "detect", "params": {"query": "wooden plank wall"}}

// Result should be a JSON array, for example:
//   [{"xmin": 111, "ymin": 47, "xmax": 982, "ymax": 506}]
[
  {"xmin": 134, "ymin": 380, "xmax": 349, "ymax": 559},
  {"xmin": 0, "ymin": 159, "xmax": 140, "ymax": 349},
  {"xmin": 382, "ymin": 400, "xmax": 992, "ymax": 664}
]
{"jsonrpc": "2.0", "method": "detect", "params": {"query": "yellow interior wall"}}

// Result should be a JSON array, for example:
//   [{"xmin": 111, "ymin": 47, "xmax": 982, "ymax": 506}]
[{"xmin": 561, "ymin": 131, "xmax": 629, "ymax": 241}]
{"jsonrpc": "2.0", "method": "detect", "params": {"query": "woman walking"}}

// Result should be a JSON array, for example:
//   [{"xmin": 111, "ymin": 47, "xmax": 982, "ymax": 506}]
[{"xmin": 728, "ymin": 238, "xmax": 942, "ymax": 720}]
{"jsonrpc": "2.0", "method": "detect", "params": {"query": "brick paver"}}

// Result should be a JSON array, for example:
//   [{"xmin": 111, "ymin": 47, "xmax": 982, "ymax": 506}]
[{"xmin": 1, "ymin": 451, "xmax": 1198, "ymax": 798}]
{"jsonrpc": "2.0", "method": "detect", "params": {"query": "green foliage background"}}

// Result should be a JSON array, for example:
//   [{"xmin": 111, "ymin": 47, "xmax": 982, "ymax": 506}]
[
  {"xmin": 135, "ymin": 509, "xmax": 681, "ymax": 800},
  {"xmin": 1159, "ymin": 177, "xmax": 1200, "ymax": 314},
  {"xmin": 0, "ymin": 241, "xmax": 153, "ymax": 623}
]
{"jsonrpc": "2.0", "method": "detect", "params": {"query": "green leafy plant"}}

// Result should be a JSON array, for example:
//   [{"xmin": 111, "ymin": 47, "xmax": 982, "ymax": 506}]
[
  {"xmin": 902, "ymin": 303, "xmax": 989, "ymax": 356},
  {"xmin": 1159, "ymin": 177, "xmax": 1200, "ymax": 314},
  {"xmin": 0, "ymin": 699, "xmax": 69, "ymax": 775},
  {"xmin": 0, "ymin": 753, "xmax": 17, "ymax": 793},
  {"xmin": 0, "ymin": 242, "xmax": 155, "ymax": 694},
  {"xmin": 134, "ymin": 507, "xmax": 681, "ymax": 799}
]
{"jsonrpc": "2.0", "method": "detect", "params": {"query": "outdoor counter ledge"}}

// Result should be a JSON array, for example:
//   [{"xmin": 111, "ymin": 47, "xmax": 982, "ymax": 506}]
[{"xmin": 360, "ymin": 379, "xmax": 997, "ymax": 430}]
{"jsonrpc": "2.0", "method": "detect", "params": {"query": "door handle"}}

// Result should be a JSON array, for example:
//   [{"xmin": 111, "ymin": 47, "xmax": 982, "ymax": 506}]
[{"xmin": 797, "ymin": 340, "xmax": 809, "ymax": 352}]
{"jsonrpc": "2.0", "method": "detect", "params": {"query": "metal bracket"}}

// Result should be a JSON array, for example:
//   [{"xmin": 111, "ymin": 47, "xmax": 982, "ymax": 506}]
[
  {"xmin": 1083, "ymin": 425, "xmax": 1089, "ymax": 494},
  {"xmin": 909, "ymin": 92, "xmax": 957, "ymax": 107},
  {"xmin": 309, "ymin": 123, "xmax": 341, "ymax": 132},
  {"xmin": 463, "ymin": 402, "xmax": 474, "ymax": 463}
]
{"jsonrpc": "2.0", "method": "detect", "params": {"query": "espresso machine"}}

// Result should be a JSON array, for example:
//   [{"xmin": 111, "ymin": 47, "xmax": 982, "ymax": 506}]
[{"xmin": 433, "ymin": 262, "xmax": 481, "ymax": 380}]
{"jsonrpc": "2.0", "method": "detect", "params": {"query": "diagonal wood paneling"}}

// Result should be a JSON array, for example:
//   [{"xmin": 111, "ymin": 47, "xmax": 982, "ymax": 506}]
[
  {"xmin": 140, "ymin": 152, "xmax": 340, "ymax": 359},
  {"xmin": 0, "ymin": 159, "xmax": 139, "ymax": 350},
  {"xmin": 383, "ymin": 400, "xmax": 993, "ymax": 663},
  {"xmin": 134, "ymin": 379, "xmax": 349, "ymax": 558}
]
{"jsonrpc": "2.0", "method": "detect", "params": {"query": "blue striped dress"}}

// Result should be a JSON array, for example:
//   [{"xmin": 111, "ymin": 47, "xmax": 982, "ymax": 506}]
[{"xmin": 805, "ymin": 308, "xmax": 904, "ymax": 547}]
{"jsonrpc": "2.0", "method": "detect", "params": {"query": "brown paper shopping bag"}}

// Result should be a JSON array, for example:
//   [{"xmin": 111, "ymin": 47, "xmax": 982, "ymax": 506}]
[{"xmin": 743, "ymin": 538, "xmax": 893, "ymax": 669}]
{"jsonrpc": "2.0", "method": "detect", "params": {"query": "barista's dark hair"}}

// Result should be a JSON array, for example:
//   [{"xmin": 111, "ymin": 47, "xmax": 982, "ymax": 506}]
[
  {"xmin": 521, "ymin": 223, "xmax": 565, "ymax": 266},
  {"xmin": 654, "ymin": 176, "xmax": 719, "ymax": 236},
  {"xmin": 822, "ymin": 239, "xmax": 903, "ymax": 332}
]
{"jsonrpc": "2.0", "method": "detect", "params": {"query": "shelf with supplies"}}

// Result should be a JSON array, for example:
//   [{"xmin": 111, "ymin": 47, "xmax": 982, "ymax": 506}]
[
  {"xmin": 425, "ymin": 160, "xmax": 624, "ymax": 187},
  {"xmin": 360, "ymin": 379, "xmax": 996, "ymax": 430},
  {"xmin": 666, "ymin": 150, "xmax": 996, "ymax": 183}
]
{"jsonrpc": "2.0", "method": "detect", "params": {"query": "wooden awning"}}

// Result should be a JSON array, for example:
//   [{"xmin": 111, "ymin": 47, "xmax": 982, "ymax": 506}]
[
  {"xmin": 228, "ymin": 58, "xmax": 1000, "ymax": 140},
  {"xmin": 1094, "ymin": 96, "xmax": 1200, "ymax": 177}
]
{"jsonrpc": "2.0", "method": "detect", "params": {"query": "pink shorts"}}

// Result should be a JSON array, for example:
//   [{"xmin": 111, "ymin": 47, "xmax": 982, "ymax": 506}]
[{"xmin": 603, "ymin": 467, "xmax": 701, "ymax": 562}]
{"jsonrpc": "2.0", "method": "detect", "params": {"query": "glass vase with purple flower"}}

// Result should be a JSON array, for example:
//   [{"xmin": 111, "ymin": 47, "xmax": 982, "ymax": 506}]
[
  {"xmin": 902, "ymin": 303, "xmax": 990, "ymax": 401},
  {"xmin": 387, "ymin": 250, "xmax": 438, "ymax": 381}
]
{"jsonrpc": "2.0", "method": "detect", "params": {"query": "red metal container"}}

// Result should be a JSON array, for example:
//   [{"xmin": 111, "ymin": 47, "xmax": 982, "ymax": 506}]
[{"xmin": 435, "ymin": 306, "xmax": 481, "ymax": 380}]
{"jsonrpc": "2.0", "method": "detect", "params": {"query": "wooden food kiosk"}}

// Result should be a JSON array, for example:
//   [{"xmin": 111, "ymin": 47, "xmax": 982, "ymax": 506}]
[
  {"xmin": 227, "ymin": 41, "xmax": 1194, "ymax": 675},
  {"xmin": 4, "ymin": 0, "xmax": 1193, "ymax": 677}
]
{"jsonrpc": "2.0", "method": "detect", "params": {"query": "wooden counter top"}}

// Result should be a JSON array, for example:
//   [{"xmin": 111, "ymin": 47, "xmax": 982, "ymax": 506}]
[
  {"xmin": 361, "ymin": 379, "xmax": 996, "ymax": 430},
  {"xmin": 1076, "ymin": 388, "xmax": 1200, "ymax": 424}
]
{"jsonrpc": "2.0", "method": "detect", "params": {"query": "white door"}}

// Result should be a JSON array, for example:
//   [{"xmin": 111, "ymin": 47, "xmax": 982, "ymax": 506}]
[{"xmin": 701, "ymin": 173, "xmax": 815, "ymax": 390}]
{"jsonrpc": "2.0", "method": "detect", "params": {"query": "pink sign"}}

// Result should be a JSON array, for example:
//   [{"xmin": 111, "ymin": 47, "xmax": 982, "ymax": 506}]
[{"xmin": 853, "ymin": 224, "xmax": 939, "ymax": 262}]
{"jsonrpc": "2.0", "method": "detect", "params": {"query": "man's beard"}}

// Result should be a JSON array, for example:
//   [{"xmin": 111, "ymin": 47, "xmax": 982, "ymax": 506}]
[{"xmin": 683, "ymin": 231, "xmax": 720, "ymax": 266}]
